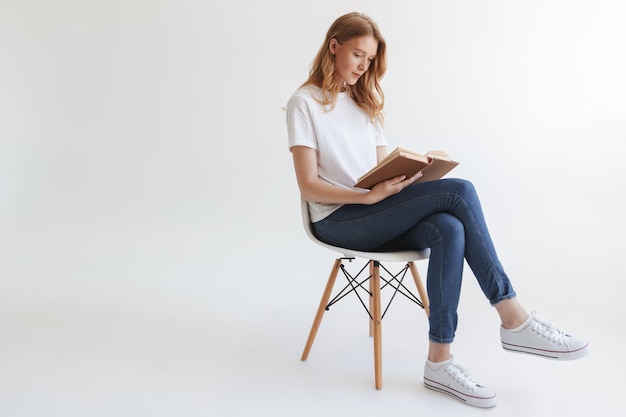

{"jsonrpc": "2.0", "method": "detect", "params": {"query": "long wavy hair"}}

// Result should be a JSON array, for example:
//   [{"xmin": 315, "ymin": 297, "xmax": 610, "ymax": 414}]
[{"xmin": 303, "ymin": 12, "xmax": 387, "ymax": 124}]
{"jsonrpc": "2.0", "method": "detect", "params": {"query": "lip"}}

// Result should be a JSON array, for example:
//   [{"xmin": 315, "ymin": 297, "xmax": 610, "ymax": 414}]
[{"xmin": 352, "ymin": 72, "xmax": 362, "ymax": 79}]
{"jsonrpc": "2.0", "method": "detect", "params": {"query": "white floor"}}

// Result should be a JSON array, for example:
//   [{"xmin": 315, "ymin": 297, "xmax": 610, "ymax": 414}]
[
  {"xmin": 2, "ymin": 1, "xmax": 625, "ymax": 414},
  {"xmin": 0, "ymin": 221, "xmax": 621, "ymax": 417}
]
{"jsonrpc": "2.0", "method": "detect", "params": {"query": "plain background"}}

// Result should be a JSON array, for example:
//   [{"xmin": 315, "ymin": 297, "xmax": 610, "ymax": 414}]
[{"xmin": 1, "ymin": 0, "xmax": 625, "ymax": 415}]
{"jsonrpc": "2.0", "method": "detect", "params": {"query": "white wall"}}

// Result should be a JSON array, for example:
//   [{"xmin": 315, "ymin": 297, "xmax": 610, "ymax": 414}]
[
  {"xmin": 1, "ymin": 0, "xmax": 625, "ymax": 333},
  {"xmin": 1, "ymin": 1, "xmax": 625, "ymax": 415}
]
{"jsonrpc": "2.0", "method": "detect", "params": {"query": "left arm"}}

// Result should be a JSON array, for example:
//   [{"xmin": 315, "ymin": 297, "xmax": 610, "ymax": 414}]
[{"xmin": 376, "ymin": 145, "xmax": 388, "ymax": 163}]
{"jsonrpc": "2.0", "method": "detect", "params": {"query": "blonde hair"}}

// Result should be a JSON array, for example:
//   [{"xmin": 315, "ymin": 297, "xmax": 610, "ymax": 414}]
[{"xmin": 303, "ymin": 12, "xmax": 387, "ymax": 124}]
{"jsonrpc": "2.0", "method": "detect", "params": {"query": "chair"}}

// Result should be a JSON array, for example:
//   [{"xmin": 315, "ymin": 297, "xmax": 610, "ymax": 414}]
[{"xmin": 299, "ymin": 199, "xmax": 431, "ymax": 389}]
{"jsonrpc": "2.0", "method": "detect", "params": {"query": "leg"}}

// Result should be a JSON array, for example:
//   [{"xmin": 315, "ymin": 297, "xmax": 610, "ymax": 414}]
[
  {"xmin": 494, "ymin": 298, "xmax": 530, "ymax": 329},
  {"xmin": 301, "ymin": 258, "xmax": 342, "ymax": 361},
  {"xmin": 314, "ymin": 179, "xmax": 517, "ymax": 306},
  {"xmin": 428, "ymin": 341, "xmax": 451, "ymax": 363},
  {"xmin": 408, "ymin": 261, "xmax": 430, "ymax": 317},
  {"xmin": 380, "ymin": 212, "xmax": 466, "ymax": 346},
  {"xmin": 371, "ymin": 261, "xmax": 383, "ymax": 389},
  {"xmin": 369, "ymin": 261, "xmax": 374, "ymax": 336}
]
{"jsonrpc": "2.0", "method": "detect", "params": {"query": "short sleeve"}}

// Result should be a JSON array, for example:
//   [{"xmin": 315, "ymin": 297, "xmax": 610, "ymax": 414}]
[
  {"xmin": 286, "ymin": 93, "xmax": 317, "ymax": 151},
  {"xmin": 373, "ymin": 119, "xmax": 387, "ymax": 147}
]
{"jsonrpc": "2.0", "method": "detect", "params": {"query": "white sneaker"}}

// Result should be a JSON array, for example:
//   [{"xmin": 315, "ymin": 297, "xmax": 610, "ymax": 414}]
[
  {"xmin": 500, "ymin": 311, "xmax": 589, "ymax": 360},
  {"xmin": 423, "ymin": 356, "xmax": 497, "ymax": 408}
]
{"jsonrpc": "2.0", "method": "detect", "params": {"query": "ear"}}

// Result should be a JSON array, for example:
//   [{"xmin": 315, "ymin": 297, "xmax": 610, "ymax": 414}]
[{"xmin": 328, "ymin": 38, "xmax": 338, "ymax": 56}]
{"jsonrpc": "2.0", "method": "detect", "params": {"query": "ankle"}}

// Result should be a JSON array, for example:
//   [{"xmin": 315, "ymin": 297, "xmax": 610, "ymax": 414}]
[
  {"xmin": 495, "ymin": 298, "xmax": 530, "ymax": 330},
  {"xmin": 428, "ymin": 354, "xmax": 451, "ymax": 363},
  {"xmin": 502, "ymin": 314, "xmax": 531, "ymax": 330},
  {"xmin": 428, "ymin": 341, "xmax": 451, "ymax": 363}
]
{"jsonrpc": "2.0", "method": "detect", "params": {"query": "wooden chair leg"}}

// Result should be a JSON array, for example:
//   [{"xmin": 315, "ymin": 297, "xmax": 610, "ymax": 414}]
[
  {"xmin": 301, "ymin": 258, "xmax": 343, "ymax": 361},
  {"xmin": 371, "ymin": 261, "xmax": 383, "ymax": 390},
  {"xmin": 408, "ymin": 261, "xmax": 430, "ymax": 317},
  {"xmin": 368, "ymin": 261, "xmax": 374, "ymax": 337}
]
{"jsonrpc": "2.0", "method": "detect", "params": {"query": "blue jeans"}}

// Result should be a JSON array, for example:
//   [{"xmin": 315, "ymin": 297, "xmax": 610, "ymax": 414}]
[{"xmin": 313, "ymin": 178, "xmax": 516, "ymax": 344}]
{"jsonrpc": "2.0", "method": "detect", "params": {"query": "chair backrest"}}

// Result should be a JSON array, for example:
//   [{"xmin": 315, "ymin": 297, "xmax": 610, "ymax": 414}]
[{"xmin": 301, "ymin": 199, "xmax": 430, "ymax": 262}]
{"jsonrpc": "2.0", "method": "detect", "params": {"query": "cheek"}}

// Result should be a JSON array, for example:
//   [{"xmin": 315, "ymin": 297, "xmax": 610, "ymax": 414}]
[{"xmin": 337, "ymin": 54, "xmax": 355, "ymax": 70}]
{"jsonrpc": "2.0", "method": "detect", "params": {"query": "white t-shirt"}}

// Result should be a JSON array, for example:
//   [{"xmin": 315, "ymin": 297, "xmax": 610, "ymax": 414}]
[{"xmin": 286, "ymin": 85, "xmax": 387, "ymax": 222}]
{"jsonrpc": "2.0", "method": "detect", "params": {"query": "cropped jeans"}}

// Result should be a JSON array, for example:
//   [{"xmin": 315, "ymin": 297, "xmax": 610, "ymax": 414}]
[{"xmin": 312, "ymin": 178, "xmax": 516, "ymax": 344}]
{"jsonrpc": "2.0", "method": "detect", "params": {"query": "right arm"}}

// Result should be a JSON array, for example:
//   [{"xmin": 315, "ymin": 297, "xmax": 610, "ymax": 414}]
[{"xmin": 292, "ymin": 145, "xmax": 421, "ymax": 205}]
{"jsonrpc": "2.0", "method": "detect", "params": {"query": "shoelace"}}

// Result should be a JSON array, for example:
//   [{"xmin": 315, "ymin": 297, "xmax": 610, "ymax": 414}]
[
  {"xmin": 529, "ymin": 311, "xmax": 566, "ymax": 345},
  {"xmin": 445, "ymin": 360, "xmax": 478, "ymax": 392}
]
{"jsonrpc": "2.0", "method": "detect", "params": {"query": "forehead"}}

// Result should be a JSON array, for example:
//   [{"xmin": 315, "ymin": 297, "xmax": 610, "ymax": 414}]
[{"xmin": 344, "ymin": 35, "xmax": 378, "ymax": 56}]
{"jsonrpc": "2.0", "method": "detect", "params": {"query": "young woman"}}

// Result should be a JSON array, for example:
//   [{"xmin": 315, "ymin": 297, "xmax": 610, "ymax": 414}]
[{"xmin": 286, "ymin": 12, "xmax": 588, "ymax": 408}]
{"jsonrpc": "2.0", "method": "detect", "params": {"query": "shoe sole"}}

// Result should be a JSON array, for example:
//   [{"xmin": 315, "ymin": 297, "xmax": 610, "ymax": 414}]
[
  {"xmin": 424, "ymin": 378, "xmax": 497, "ymax": 408},
  {"xmin": 501, "ymin": 340, "xmax": 589, "ymax": 360}
]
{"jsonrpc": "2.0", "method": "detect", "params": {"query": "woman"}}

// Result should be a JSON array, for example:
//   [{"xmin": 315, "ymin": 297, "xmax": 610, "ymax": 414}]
[{"xmin": 286, "ymin": 12, "xmax": 588, "ymax": 408}]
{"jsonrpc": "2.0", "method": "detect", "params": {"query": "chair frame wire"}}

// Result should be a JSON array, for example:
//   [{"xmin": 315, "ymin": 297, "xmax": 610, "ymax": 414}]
[{"xmin": 327, "ymin": 258, "xmax": 425, "ymax": 322}]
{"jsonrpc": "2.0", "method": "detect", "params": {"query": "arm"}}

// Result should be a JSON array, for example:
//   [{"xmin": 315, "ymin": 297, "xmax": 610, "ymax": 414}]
[
  {"xmin": 376, "ymin": 145, "xmax": 388, "ymax": 163},
  {"xmin": 292, "ymin": 145, "xmax": 421, "ymax": 205}
]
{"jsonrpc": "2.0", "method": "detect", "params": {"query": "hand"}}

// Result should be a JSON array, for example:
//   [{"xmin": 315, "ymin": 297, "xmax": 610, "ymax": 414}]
[{"xmin": 365, "ymin": 171, "xmax": 423, "ymax": 205}]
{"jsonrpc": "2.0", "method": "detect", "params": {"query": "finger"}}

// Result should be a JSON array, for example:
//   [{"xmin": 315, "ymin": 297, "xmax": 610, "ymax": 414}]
[{"xmin": 387, "ymin": 175, "xmax": 407, "ymax": 185}]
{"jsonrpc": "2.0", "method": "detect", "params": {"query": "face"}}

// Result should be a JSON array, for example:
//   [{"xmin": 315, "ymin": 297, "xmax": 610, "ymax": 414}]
[{"xmin": 329, "ymin": 35, "xmax": 378, "ymax": 86}]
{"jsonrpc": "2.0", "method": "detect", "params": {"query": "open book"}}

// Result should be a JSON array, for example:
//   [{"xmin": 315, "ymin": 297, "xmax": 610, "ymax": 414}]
[{"xmin": 354, "ymin": 147, "xmax": 459, "ymax": 189}]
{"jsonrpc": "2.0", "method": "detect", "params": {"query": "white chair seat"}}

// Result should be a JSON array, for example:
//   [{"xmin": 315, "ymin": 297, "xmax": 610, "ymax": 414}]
[{"xmin": 301, "ymin": 199, "xmax": 430, "ymax": 261}]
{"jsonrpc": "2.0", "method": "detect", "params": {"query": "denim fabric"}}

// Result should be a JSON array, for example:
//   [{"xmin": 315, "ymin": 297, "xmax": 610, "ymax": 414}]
[{"xmin": 313, "ymin": 178, "xmax": 517, "ymax": 344}]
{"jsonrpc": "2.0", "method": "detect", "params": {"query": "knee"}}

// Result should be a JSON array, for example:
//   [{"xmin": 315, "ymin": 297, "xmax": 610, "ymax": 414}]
[
  {"xmin": 436, "ymin": 213, "xmax": 465, "ymax": 239},
  {"xmin": 423, "ymin": 213, "xmax": 465, "ymax": 245},
  {"xmin": 442, "ymin": 178, "xmax": 478, "ymax": 203},
  {"xmin": 447, "ymin": 178, "xmax": 476, "ymax": 194}
]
